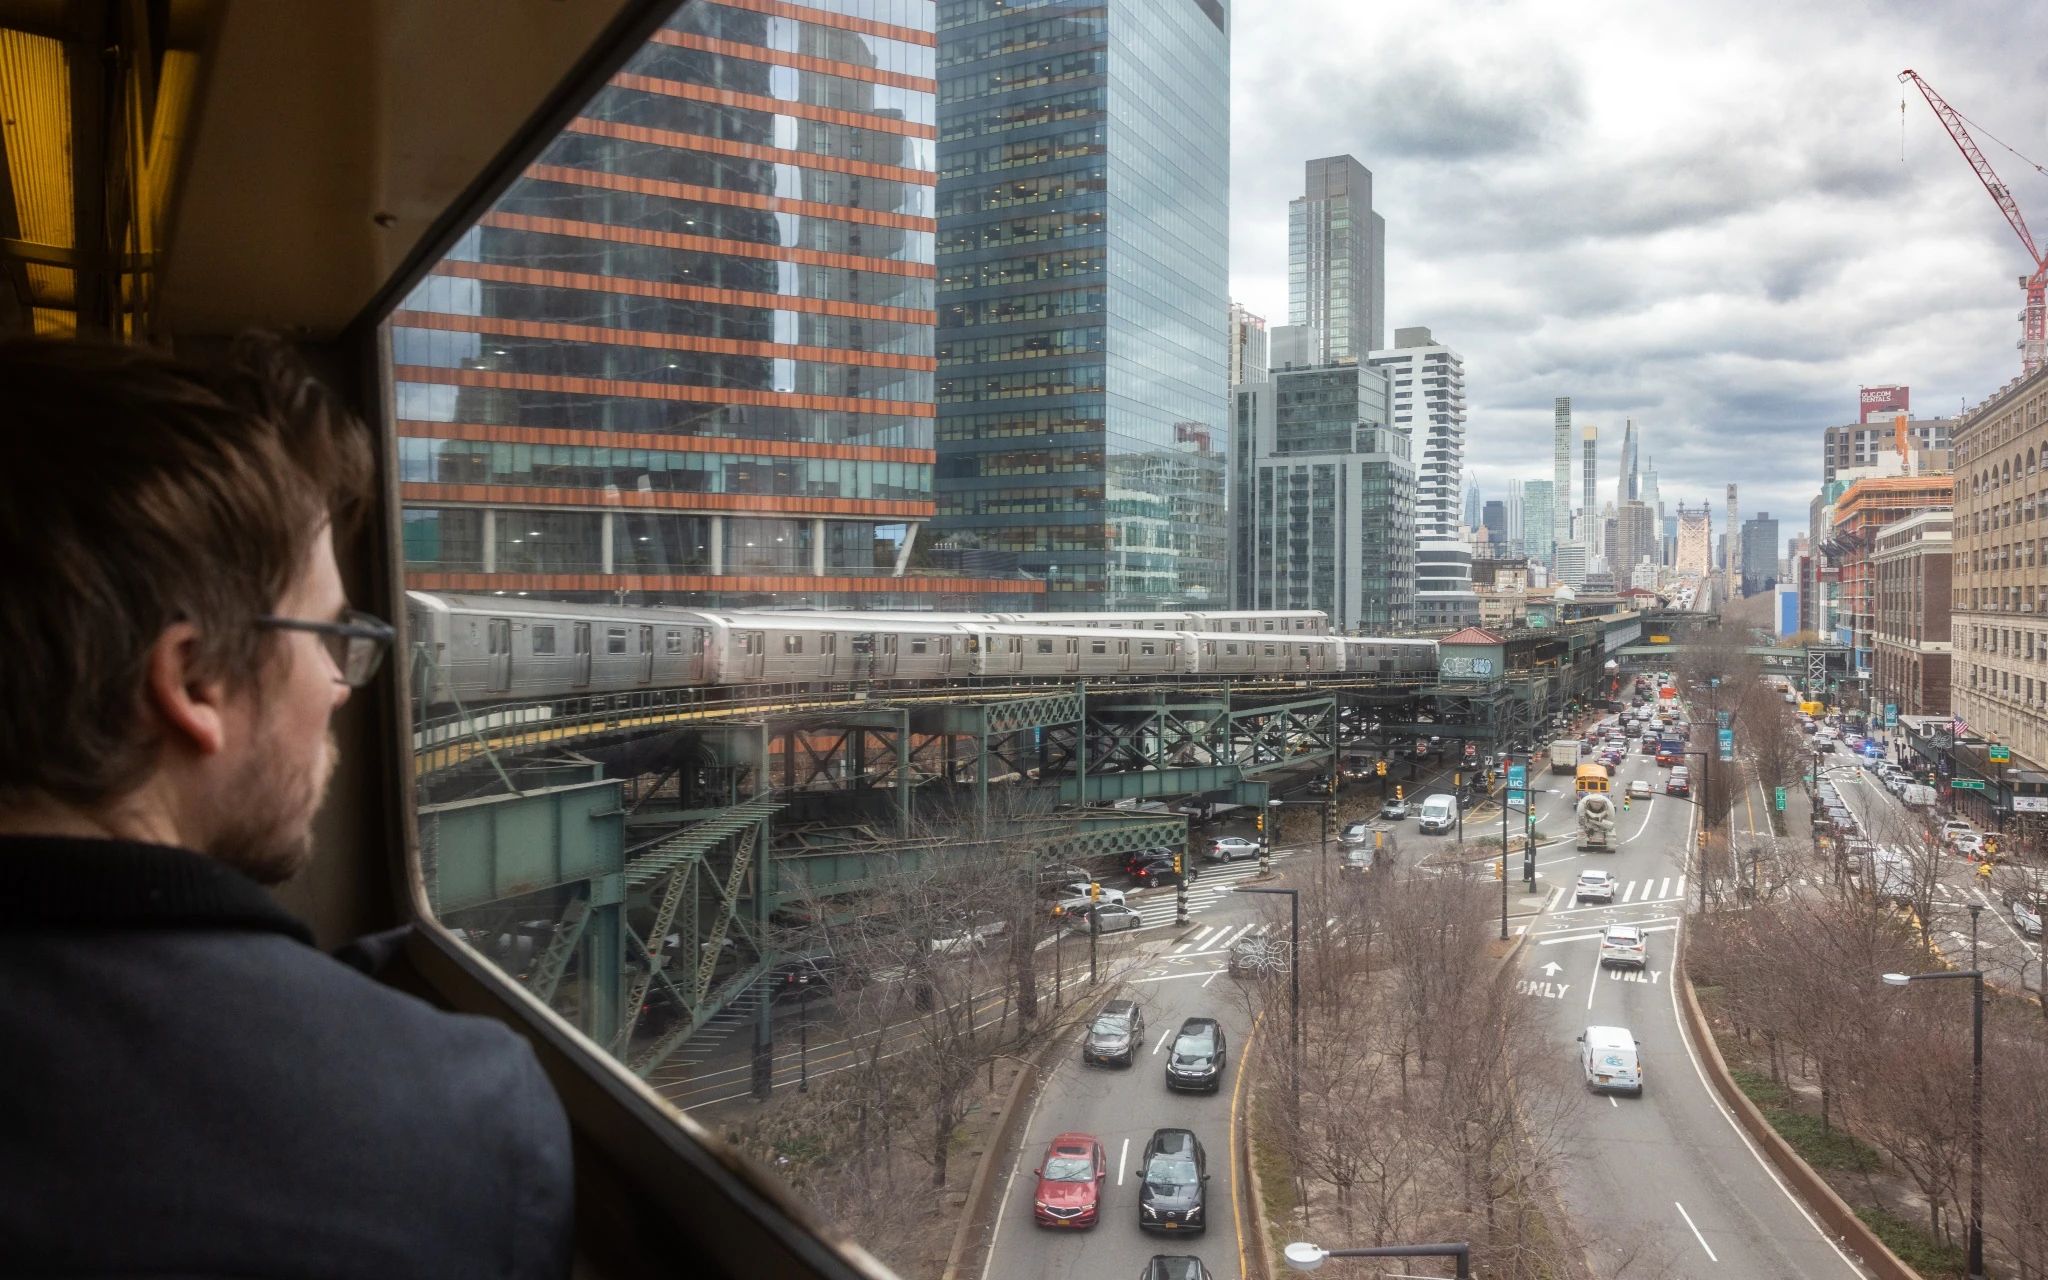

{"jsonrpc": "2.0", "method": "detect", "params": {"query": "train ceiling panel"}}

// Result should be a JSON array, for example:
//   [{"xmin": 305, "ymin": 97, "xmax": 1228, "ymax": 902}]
[{"xmin": 0, "ymin": 0, "xmax": 667, "ymax": 343}]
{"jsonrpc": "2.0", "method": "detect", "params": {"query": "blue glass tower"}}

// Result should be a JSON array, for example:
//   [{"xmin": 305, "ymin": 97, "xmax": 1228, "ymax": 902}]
[{"xmin": 933, "ymin": 0, "xmax": 1230, "ymax": 608}]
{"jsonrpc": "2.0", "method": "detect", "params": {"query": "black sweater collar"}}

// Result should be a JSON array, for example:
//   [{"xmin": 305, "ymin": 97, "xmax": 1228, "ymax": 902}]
[{"xmin": 0, "ymin": 835, "xmax": 313, "ymax": 944}]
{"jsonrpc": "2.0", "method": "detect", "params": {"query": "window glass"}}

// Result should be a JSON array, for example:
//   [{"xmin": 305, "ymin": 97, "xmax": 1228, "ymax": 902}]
[{"xmin": 531, "ymin": 625, "xmax": 556, "ymax": 655}]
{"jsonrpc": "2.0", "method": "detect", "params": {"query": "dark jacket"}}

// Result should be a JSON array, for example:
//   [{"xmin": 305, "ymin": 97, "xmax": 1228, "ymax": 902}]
[{"xmin": 0, "ymin": 836, "xmax": 573, "ymax": 1278}]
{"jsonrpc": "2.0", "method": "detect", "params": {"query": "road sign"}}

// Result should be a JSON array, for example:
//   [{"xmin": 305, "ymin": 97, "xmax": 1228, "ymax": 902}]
[
  {"xmin": 1989, "ymin": 744, "xmax": 2011, "ymax": 763},
  {"xmin": 1717, "ymin": 727, "xmax": 1734, "ymax": 761},
  {"xmin": 1507, "ymin": 763, "xmax": 1527, "ymax": 806},
  {"xmin": 1951, "ymin": 778, "xmax": 1987, "ymax": 791},
  {"xmin": 1774, "ymin": 787, "xmax": 1787, "ymax": 811},
  {"xmin": 1885, "ymin": 704, "xmax": 1898, "ymax": 728},
  {"xmin": 1716, "ymin": 709, "xmax": 1731, "ymax": 728}
]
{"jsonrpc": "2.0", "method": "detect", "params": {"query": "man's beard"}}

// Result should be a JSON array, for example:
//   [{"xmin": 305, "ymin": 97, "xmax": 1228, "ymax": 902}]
[{"xmin": 209, "ymin": 728, "xmax": 337, "ymax": 886}]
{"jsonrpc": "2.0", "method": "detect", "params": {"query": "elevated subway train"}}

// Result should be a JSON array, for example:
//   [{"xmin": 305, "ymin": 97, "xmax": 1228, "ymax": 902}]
[{"xmin": 404, "ymin": 592, "xmax": 1437, "ymax": 709}]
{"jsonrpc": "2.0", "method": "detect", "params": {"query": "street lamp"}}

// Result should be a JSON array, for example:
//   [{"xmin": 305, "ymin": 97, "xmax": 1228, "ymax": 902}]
[
  {"xmin": 1283, "ymin": 1241, "xmax": 1471, "ymax": 1277},
  {"xmin": 1881, "ymin": 968, "xmax": 1985, "ymax": 1280},
  {"xmin": 795, "ymin": 973, "xmax": 812, "ymax": 1093}
]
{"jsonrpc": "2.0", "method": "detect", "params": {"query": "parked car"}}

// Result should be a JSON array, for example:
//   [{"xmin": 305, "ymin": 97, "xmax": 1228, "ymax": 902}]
[
  {"xmin": 1940, "ymin": 820, "xmax": 1977, "ymax": 846},
  {"xmin": 1063, "ymin": 902, "xmax": 1143, "ymax": 933},
  {"xmin": 1575, "ymin": 870, "xmax": 1617, "ymax": 904},
  {"xmin": 1083, "ymin": 999, "xmax": 1145, "ymax": 1067},
  {"xmin": 1951, "ymin": 831, "xmax": 1985, "ymax": 857},
  {"xmin": 1032, "ymin": 1131, "xmax": 1106, "ymax": 1229},
  {"xmin": 1163, "ymin": 1017, "xmax": 1228, "ymax": 1094},
  {"xmin": 1378, "ymin": 798, "xmax": 1410, "ymax": 820},
  {"xmin": 1205, "ymin": 836, "xmax": 1259, "ymax": 863},
  {"xmin": 2010, "ymin": 893, "xmax": 2044, "ymax": 938},
  {"xmin": 1135, "ymin": 1129, "xmax": 1208, "ymax": 1233},
  {"xmin": 1599, "ymin": 924, "xmax": 1648, "ymax": 969}
]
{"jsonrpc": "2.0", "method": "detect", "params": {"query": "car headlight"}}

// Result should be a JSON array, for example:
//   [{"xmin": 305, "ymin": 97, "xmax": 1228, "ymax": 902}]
[
  {"xmin": 1035, "ymin": 1200, "xmax": 1052, "ymax": 1210},
  {"xmin": 1185, "ymin": 1204, "xmax": 1203, "ymax": 1221},
  {"xmin": 1142, "ymin": 1203, "xmax": 1159, "ymax": 1219}
]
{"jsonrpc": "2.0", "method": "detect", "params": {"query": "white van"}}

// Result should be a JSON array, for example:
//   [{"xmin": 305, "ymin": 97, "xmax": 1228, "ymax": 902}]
[
  {"xmin": 1416, "ymin": 793, "xmax": 1459, "ymax": 835},
  {"xmin": 1577, "ymin": 1025, "xmax": 1643, "ymax": 1094}
]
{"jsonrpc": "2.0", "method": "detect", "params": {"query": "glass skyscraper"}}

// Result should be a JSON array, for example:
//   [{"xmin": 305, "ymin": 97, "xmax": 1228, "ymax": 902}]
[
  {"xmin": 390, "ymin": 0, "xmax": 1040, "ymax": 609},
  {"xmin": 1288, "ymin": 154, "xmax": 1385, "ymax": 364},
  {"xmin": 933, "ymin": 0, "xmax": 1230, "ymax": 608}
]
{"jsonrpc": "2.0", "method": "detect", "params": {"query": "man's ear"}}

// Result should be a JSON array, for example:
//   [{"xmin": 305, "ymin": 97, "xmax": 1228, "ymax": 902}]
[{"xmin": 144, "ymin": 623, "xmax": 231, "ymax": 758}]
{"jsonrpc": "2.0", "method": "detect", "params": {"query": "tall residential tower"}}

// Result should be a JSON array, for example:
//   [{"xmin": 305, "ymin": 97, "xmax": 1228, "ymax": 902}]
[
  {"xmin": 1370, "ymin": 326, "xmax": 1475, "ymax": 628},
  {"xmin": 1289, "ymin": 155, "xmax": 1386, "ymax": 363}
]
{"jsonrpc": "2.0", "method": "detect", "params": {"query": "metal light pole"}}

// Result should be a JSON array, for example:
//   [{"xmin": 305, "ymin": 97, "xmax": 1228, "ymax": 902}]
[
  {"xmin": 797, "ymin": 975, "xmax": 811, "ymax": 1093},
  {"xmin": 1283, "ymin": 1241, "xmax": 1471, "ymax": 1278},
  {"xmin": 1883, "ymin": 968, "xmax": 1986, "ymax": 1280},
  {"xmin": 1968, "ymin": 901, "xmax": 1982, "ymax": 971}
]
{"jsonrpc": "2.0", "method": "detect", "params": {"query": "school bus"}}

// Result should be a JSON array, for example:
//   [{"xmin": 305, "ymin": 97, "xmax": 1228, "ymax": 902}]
[{"xmin": 1576, "ymin": 762, "xmax": 1612, "ymax": 794}]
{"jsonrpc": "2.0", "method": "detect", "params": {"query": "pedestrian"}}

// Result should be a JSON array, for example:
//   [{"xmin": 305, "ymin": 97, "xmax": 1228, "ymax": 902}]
[{"xmin": 0, "ymin": 339, "xmax": 574, "ymax": 1277}]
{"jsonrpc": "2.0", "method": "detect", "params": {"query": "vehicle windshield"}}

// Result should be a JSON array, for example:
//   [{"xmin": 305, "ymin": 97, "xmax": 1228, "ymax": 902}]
[
  {"xmin": 1090, "ymin": 1017, "xmax": 1130, "ymax": 1038},
  {"xmin": 1043, "ymin": 1154, "xmax": 1094, "ymax": 1182},
  {"xmin": 1146, "ymin": 1156, "xmax": 1198, "ymax": 1187}
]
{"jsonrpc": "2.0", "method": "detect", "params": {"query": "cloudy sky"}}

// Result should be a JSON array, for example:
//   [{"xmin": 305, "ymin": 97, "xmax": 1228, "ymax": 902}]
[{"xmin": 1228, "ymin": 0, "xmax": 2048, "ymax": 542}]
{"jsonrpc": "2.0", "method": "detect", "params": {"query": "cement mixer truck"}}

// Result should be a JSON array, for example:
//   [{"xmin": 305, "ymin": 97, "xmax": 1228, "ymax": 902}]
[{"xmin": 1576, "ymin": 791, "xmax": 1618, "ymax": 852}]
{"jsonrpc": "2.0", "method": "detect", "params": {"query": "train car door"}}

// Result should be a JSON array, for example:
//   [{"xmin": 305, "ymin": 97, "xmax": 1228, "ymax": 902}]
[
  {"xmin": 572, "ymin": 622, "xmax": 592, "ymax": 687},
  {"xmin": 1064, "ymin": 636, "xmax": 1079, "ymax": 672},
  {"xmin": 849, "ymin": 633, "xmax": 875, "ymax": 680},
  {"xmin": 486, "ymin": 617, "xmax": 512, "ymax": 692},
  {"xmin": 638, "ymin": 625, "xmax": 654, "ymax": 684},
  {"xmin": 741, "ymin": 631, "xmax": 766, "ymax": 681}
]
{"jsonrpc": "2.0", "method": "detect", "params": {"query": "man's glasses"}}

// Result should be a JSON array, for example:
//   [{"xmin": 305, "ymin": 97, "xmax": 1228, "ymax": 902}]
[{"xmin": 256, "ymin": 609, "xmax": 395, "ymax": 687}]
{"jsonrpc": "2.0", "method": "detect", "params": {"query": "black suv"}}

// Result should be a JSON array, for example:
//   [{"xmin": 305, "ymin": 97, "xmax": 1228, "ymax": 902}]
[
  {"xmin": 1163, "ymin": 1017, "xmax": 1226, "ymax": 1093},
  {"xmin": 1135, "ymin": 1128, "xmax": 1208, "ymax": 1234},
  {"xmin": 1142, "ymin": 1258, "xmax": 1215, "ymax": 1280},
  {"xmin": 1131, "ymin": 855, "xmax": 1196, "ymax": 889},
  {"xmin": 1083, "ymin": 998, "xmax": 1145, "ymax": 1067}
]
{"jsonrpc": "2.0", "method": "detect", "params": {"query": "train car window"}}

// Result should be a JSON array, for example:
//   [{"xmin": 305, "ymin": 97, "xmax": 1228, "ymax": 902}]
[
  {"xmin": 665, "ymin": 630, "xmax": 684, "ymax": 654},
  {"xmin": 606, "ymin": 628, "xmax": 628, "ymax": 655},
  {"xmin": 532, "ymin": 626, "xmax": 557, "ymax": 655},
  {"xmin": 1090, "ymin": 640, "xmax": 1106, "ymax": 655},
  {"xmin": 1036, "ymin": 637, "xmax": 1053, "ymax": 654},
  {"xmin": 1298, "ymin": 646, "xmax": 1310, "ymax": 659},
  {"xmin": 1264, "ymin": 643, "xmax": 1277, "ymax": 656},
  {"xmin": 910, "ymin": 637, "xmax": 928, "ymax": 655},
  {"xmin": 1140, "ymin": 641, "xmax": 1156, "ymax": 657},
  {"xmin": 850, "ymin": 635, "xmax": 872, "ymax": 655},
  {"xmin": 1226, "ymin": 642, "xmax": 1238, "ymax": 655},
  {"xmin": 785, "ymin": 635, "xmax": 803, "ymax": 654}
]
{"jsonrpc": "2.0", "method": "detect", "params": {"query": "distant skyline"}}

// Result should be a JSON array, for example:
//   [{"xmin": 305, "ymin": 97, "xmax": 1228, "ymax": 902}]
[{"xmin": 1229, "ymin": 0, "xmax": 2048, "ymax": 522}]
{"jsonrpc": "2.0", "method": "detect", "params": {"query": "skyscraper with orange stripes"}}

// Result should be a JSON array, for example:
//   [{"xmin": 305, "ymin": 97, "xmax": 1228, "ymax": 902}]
[{"xmin": 390, "ymin": 0, "xmax": 1042, "ymax": 609}]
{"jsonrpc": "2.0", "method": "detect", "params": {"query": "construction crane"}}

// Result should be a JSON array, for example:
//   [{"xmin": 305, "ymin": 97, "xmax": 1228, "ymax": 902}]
[{"xmin": 1900, "ymin": 68, "xmax": 2048, "ymax": 375}]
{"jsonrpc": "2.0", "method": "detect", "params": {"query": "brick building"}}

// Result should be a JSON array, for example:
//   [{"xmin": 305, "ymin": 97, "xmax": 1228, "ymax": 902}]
[
  {"xmin": 1829, "ymin": 474, "xmax": 1952, "ymax": 694},
  {"xmin": 1869, "ymin": 510, "xmax": 1951, "ymax": 718},
  {"xmin": 1950, "ymin": 365, "xmax": 2048, "ymax": 824}
]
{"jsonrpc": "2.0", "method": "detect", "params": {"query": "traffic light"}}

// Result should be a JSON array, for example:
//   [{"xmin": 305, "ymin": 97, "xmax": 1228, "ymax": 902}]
[
  {"xmin": 1255, "ymin": 813, "xmax": 1265, "ymax": 833},
  {"xmin": 1173, "ymin": 853, "xmax": 1184, "ymax": 874},
  {"xmin": 1395, "ymin": 785, "xmax": 1404, "ymax": 800},
  {"xmin": 1089, "ymin": 881, "xmax": 1101, "ymax": 902},
  {"xmin": 1376, "ymin": 759, "xmax": 1387, "ymax": 777}
]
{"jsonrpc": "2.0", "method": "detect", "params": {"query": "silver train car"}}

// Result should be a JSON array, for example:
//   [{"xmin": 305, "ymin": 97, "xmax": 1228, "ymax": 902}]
[{"xmin": 406, "ymin": 592, "xmax": 1413, "ymax": 709}]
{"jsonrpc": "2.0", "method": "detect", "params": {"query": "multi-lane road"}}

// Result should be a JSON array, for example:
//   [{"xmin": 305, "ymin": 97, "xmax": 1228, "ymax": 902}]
[{"xmin": 1511, "ymin": 735, "xmax": 1866, "ymax": 1278}]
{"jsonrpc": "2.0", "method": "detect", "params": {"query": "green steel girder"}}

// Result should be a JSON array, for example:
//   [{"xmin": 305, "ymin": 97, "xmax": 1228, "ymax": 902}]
[
  {"xmin": 1062, "ymin": 763, "xmax": 1240, "ymax": 805},
  {"xmin": 1228, "ymin": 693, "xmax": 1337, "ymax": 774},
  {"xmin": 629, "ymin": 956, "xmax": 773, "ymax": 1078},
  {"xmin": 1078, "ymin": 691, "xmax": 1230, "ymax": 777},
  {"xmin": 523, "ymin": 891, "xmax": 590, "ymax": 1006},
  {"xmin": 1059, "ymin": 812, "xmax": 1191, "ymax": 862}
]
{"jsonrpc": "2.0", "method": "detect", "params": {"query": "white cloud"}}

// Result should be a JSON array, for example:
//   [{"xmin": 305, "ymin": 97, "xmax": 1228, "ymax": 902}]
[{"xmin": 1229, "ymin": 0, "xmax": 2048, "ymax": 529}]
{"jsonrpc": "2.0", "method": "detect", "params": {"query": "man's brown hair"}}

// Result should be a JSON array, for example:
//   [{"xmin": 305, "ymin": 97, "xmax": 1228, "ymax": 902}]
[{"xmin": 0, "ymin": 337, "xmax": 375, "ymax": 807}]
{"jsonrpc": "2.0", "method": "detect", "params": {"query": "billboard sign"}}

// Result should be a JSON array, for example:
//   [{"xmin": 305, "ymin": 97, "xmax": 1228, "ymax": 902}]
[
  {"xmin": 1885, "ymin": 704, "xmax": 1898, "ymax": 728},
  {"xmin": 1858, "ymin": 385, "xmax": 1910, "ymax": 423},
  {"xmin": 1717, "ymin": 727, "xmax": 1735, "ymax": 761},
  {"xmin": 1507, "ymin": 763, "xmax": 1527, "ymax": 808}
]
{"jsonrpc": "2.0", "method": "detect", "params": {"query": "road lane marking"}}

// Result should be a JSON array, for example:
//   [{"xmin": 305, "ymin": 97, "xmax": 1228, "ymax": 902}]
[
  {"xmin": 1202, "ymin": 968, "xmax": 1221, "ymax": 988},
  {"xmin": 1587, "ymin": 948, "xmax": 1602, "ymax": 1010},
  {"xmin": 1622, "ymin": 880, "xmax": 1637, "ymax": 903},
  {"xmin": 1230, "ymin": 1010, "xmax": 1262, "ymax": 1280},
  {"xmin": 1676, "ymin": 875, "xmax": 1687, "ymax": 898},
  {"xmin": 1667, "ymin": 924, "xmax": 1866, "ymax": 1275},
  {"xmin": 1117, "ymin": 1137, "xmax": 1130, "ymax": 1187},
  {"xmin": 1659, "ymin": 877, "xmax": 1671, "ymax": 899},
  {"xmin": 1151, "ymin": 1028, "xmax": 1173, "ymax": 1056},
  {"xmin": 1675, "ymin": 1201, "xmax": 1719, "ymax": 1262}
]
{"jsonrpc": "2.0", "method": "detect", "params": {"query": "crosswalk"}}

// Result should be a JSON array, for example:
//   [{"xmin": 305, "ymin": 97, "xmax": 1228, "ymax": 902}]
[
  {"xmin": 1128, "ymin": 849, "xmax": 1295, "ymax": 928},
  {"xmin": 1610, "ymin": 875, "xmax": 1687, "ymax": 904}
]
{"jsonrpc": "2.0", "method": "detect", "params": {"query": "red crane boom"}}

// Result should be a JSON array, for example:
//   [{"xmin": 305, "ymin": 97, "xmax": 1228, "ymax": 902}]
[{"xmin": 1901, "ymin": 68, "xmax": 2048, "ymax": 375}]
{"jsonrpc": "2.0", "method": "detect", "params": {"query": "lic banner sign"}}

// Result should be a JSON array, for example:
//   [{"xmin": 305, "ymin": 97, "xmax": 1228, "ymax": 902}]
[
  {"xmin": 1717, "ymin": 726, "xmax": 1735, "ymax": 762},
  {"xmin": 1507, "ymin": 763, "xmax": 1527, "ymax": 808}
]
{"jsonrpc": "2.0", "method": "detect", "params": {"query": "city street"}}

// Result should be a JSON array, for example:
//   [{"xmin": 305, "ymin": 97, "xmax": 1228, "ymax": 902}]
[{"xmin": 1515, "ymin": 726, "xmax": 1865, "ymax": 1278}]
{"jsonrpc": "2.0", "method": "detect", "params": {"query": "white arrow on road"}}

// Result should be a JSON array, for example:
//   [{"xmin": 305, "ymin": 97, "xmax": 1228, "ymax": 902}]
[{"xmin": 1540, "ymin": 961, "xmax": 1563, "ymax": 977}]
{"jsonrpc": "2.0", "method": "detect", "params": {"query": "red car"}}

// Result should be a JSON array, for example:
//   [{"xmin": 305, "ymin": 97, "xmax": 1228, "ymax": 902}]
[{"xmin": 1033, "ymin": 1131, "xmax": 1106, "ymax": 1228}]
